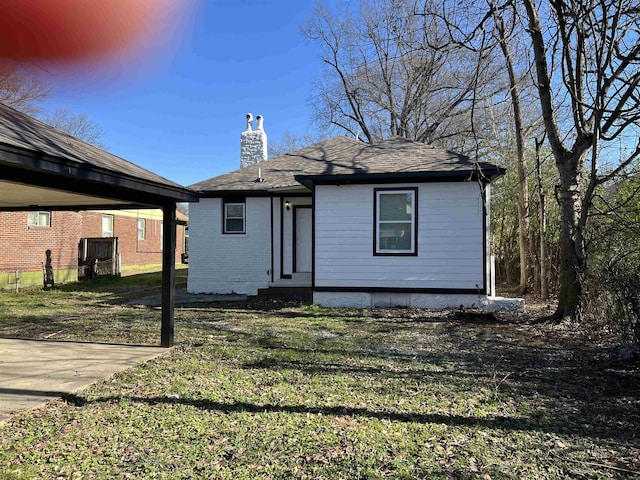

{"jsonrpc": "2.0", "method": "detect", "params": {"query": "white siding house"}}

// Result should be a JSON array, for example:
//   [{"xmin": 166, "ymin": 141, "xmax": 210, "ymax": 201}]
[
  {"xmin": 312, "ymin": 181, "xmax": 502, "ymax": 308},
  {"xmin": 188, "ymin": 115, "xmax": 522, "ymax": 311}
]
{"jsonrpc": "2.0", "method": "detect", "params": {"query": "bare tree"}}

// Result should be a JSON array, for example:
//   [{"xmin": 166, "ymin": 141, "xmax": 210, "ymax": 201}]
[
  {"xmin": 302, "ymin": 0, "xmax": 501, "ymax": 151},
  {"xmin": 0, "ymin": 63, "xmax": 50, "ymax": 116},
  {"xmin": 489, "ymin": 2, "xmax": 535, "ymax": 294},
  {"xmin": 38, "ymin": 107, "xmax": 105, "ymax": 147},
  {"xmin": 535, "ymin": 135, "xmax": 549, "ymax": 299},
  {"xmin": 1, "ymin": 64, "xmax": 105, "ymax": 146},
  {"xmin": 269, "ymin": 131, "xmax": 327, "ymax": 158},
  {"xmin": 521, "ymin": 0, "xmax": 640, "ymax": 320},
  {"xmin": 438, "ymin": 0, "xmax": 546, "ymax": 293}
]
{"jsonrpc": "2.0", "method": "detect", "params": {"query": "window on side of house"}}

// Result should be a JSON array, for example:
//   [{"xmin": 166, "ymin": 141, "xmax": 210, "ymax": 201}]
[
  {"xmin": 374, "ymin": 188, "xmax": 417, "ymax": 255},
  {"xmin": 27, "ymin": 211, "xmax": 51, "ymax": 227},
  {"xmin": 102, "ymin": 214, "xmax": 114, "ymax": 237},
  {"xmin": 137, "ymin": 218, "xmax": 146, "ymax": 240},
  {"xmin": 223, "ymin": 200, "xmax": 245, "ymax": 234}
]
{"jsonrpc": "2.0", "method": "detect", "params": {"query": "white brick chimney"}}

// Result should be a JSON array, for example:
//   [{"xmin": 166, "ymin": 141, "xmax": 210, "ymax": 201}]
[{"xmin": 240, "ymin": 113, "xmax": 268, "ymax": 169}]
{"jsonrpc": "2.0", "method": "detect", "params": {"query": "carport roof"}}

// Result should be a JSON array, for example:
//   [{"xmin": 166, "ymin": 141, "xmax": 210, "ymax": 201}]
[
  {"xmin": 0, "ymin": 103, "xmax": 198, "ymax": 210},
  {"xmin": 0, "ymin": 102, "xmax": 193, "ymax": 347}
]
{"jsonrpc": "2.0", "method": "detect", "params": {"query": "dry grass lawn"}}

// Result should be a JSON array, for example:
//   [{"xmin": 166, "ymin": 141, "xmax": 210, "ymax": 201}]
[{"xmin": 0, "ymin": 274, "xmax": 638, "ymax": 479}]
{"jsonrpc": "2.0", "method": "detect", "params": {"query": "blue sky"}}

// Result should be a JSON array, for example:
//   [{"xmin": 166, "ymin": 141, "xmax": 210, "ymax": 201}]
[{"xmin": 40, "ymin": 1, "xmax": 324, "ymax": 187}]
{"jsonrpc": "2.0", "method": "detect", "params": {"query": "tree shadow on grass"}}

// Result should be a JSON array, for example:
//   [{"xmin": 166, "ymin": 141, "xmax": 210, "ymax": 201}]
[
  {"xmin": 238, "ymin": 329, "xmax": 639, "ymax": 445},
  {"xmin": 44, "ymin": 316, "xmax": 637, "ymax": 446},
  {"xmin": 209, "ymin": 304, "xmax": 526, "ymax": 325},
  {"xmin": 60, "ymin": 393, "xmax": 632, "ymax": 442},
  {"xmin": 2, "ymin": 290, "xmax": 638, "ymax": 447},
  {"xmin": 242, "ymin": 356, "xmax": 498, "ymax": 382}
]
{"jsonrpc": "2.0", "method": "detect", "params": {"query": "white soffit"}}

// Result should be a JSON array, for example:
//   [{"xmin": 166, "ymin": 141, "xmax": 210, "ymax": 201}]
[{"xmin": 0, "ymin": 179, "xmax": 136, "ymax": 208}]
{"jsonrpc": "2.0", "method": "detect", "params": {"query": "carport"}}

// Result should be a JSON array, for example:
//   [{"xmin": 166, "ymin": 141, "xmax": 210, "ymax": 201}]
[{"xmin": 0, "ymin": 103, "xmax": 199, "ymax": 347}]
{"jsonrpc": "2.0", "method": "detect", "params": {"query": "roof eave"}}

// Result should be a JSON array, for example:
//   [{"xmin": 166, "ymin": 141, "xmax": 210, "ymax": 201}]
[
  {"xmin": 197, "ymin": 189, "xmax": 273, "ymax": 198},
  {"xmin": 0, "ymin": 143, "xmax": 199, "ymax": 204},
  {"xmin": 295, "ymin": 168, "xmax": 505, "ymax": 188},
  {"xmin": 195, "ymin": 184, "xmax": 310, "ymax": 198}
]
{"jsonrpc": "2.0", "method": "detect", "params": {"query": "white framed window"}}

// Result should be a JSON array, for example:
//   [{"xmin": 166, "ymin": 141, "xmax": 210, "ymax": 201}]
[
  {"xmin": 223, "ymin": 201, "xmax": 245, "ymax": 234},
  {"xmin": 27, "ymin": 211, "xmax": 51, "ymax": 227},
  {"xmin": 137, "ymin": 218, "xmax": 146, "ymax": 240},
  {"xmin": 102, "ymin": 214, "xmax": 114, "ymax": 237},
  {"xmin": 374, "ymin": 188, "xmax": 417, "ymax": 255}
]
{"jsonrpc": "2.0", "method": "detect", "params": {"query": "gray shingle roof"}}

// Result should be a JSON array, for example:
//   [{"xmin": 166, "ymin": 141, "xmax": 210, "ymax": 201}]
[
  {"xmin": 190, "ymin": 136, "xmax": 503, "ymax": 194},
  {"xmin": 0, "ymin": 102, "xmax": 186, "ymax": 190}
]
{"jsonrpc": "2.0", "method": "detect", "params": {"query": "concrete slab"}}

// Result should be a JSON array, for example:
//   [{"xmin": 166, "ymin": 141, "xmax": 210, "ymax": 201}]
[
  {"xmin": 0, "ymin": 338, "xmax": 165, "ymax": 423},
  {"xmin": 483, "ymin": 296, "xmax": 526, "ymax": 312}
]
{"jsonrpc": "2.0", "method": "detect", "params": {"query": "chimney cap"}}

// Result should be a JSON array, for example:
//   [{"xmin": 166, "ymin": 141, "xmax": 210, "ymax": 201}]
[
  {"xmin": 245, "ymin": 113, "xmax": 253, "ymax": 131},
  {"xmin": 256, "ymin": 115, "xmax": 264, "ymax": 131}
]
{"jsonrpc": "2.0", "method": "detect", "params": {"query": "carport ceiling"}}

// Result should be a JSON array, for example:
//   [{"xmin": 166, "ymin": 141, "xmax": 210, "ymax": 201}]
[{"xmin": 0, "ymin": 179, "xmax": 141, "ymax": 209}]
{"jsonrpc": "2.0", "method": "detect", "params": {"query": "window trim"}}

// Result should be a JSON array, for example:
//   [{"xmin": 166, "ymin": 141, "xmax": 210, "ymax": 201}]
[
  {"xmin": 222, "ymin": 199, "xmax": 246, "ymax": 234},
  {"xmin": 373, "ymin": 187, "xmax": 418, "ymax": 256},
  {"xmin": 27, "ymin": 210, "xmax": 51, "ymax": 227},
  {"xmin": 137, "ymin": 218, "xmax": 146, "ymax": 240},
  {"xmin": 101, "ymin": 214, "xmax": 114, "ymax": 238}
]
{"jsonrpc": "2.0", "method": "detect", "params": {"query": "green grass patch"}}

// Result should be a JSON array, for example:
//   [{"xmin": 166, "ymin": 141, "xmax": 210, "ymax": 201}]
[{"xmin": 0, "ymin": 277, "xmax": 638, "ymax": 478}]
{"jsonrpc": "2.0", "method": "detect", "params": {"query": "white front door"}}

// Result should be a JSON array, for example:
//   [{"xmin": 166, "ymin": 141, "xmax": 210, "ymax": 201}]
[{"xmin": 294, "ymin": 207, "xmax": 312, "ymax": 273}]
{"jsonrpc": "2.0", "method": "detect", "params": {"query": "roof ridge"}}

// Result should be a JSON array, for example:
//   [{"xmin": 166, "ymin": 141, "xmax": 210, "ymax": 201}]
[{"xmin": 190, "ymin": 134, "xmax": 503, "ymax": 193}]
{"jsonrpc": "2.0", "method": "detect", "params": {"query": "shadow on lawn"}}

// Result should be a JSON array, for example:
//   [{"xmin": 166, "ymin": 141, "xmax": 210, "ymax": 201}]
[
  {"xmin": 243, "ymin": 357, "xmax": 501, "ymax": 382},
  {"xmin": 235, "ymin": 330, "xmax": 639, "ymax": 444},
  {"xmin": 2, "ymin": 285, "xmax": 638, "ymax": 446},
  {"xmin": 210, "ymin": 302, "xmax": 527, "ymax": 326},
  {"xmin": 61, "ymin": 393, "xmax": 631, "ymax": 441},
  {"xmin": 54, "ymin": 271, "xmax": 189, "ymax": 305},
  {"xmin": 50, "ymin": 319, "xmax": 639, "ymax": 444}
]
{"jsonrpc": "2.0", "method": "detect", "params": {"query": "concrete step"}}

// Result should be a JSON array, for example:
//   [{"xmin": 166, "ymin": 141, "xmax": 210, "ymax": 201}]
[{"xmin": 256, "ymin": 286, "xmax": 313, "ymax": 302}]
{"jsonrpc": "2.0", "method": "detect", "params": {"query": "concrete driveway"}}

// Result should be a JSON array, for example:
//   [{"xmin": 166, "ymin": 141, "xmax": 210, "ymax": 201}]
[{"xmin": 0, "ymin": 338, "xmax": 166, "ymax": 423}]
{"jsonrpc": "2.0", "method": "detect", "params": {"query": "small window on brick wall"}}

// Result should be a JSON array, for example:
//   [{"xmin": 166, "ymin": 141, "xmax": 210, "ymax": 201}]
[
  {"xmin": 102, "ymin": 214, "xmax": 114, "ymax": 237},
  {"xmin": 27, "ymin": 211, "xmax": 51, "ymax": 227},
  {"xmin": 137, "ymin": 218, "xmax": 146, "ymax": 240}
]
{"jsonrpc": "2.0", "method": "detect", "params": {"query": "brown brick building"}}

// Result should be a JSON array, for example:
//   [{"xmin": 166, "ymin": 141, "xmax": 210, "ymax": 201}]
[{"xmin": 0, "ymin": 209, "xmax": 187, "ymax": 289}]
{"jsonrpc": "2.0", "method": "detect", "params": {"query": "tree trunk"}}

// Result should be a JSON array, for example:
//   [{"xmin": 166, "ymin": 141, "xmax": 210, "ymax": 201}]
[
  {"xmin": 522, "ymin": 0, "xmax": 592, "ymax": 320},
  {"xmin": 516, "ymin": 161, "xmax": 531, "ymax": 294},
  {"xmin": 535, "ymin": 137, "xmax": 548, "ymax": 300},
  {"xmin": 531, "ymin": 230, "xmax": 541, "ymax": 294},
  {"xmin": 552, "ymin": 160, "xmax": 585, "ymax": 319},
  {"xmin": 556, "ymin": 232, "xmax": 581, "ymax": 319},
  {"xmin": 529, "ymin": 228, "xmax": 538, "ymax": 293}
]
